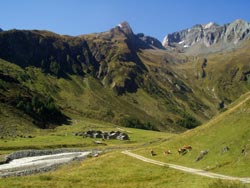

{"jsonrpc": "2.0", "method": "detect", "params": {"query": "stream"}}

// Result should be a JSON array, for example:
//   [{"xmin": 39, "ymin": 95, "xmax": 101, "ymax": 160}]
[{"xmin": 0, "ymin": 151, "xmax": 92, "ymax": 177}]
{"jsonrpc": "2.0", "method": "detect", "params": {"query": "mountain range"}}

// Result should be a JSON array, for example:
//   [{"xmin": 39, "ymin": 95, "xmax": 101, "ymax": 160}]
[
  {"xmin": 163, "ymin": 19, "xmax": 250, "ymax": 54},
  {"xmin": 0, "ymin": 19, "xmax": 250, "ymax": 133}
]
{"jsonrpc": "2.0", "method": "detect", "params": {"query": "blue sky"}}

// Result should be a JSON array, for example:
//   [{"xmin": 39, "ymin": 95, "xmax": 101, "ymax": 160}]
[{"xmin": 1, "ymin": 0, "xmax": 250, "ymax": 40}]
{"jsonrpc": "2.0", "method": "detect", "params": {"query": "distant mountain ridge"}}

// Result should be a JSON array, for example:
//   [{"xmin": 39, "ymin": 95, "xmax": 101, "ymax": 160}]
[{"xmin": 162, "ymin": 19, "xmax": 250, "ymax": 54}]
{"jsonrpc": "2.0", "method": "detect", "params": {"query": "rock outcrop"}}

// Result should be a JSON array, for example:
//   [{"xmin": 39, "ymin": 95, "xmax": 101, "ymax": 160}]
[
  {"xmin": 73, "ymin": 130, "xmax": 130, "ymax": 140},
  {"xmin": 118, "ymin": 21, "xmax": 134, "ymax": 36},
  {"xmin": 136, "ymin": 33, "xmax": 165, "ymax": 50},
  {"xmin": 116, "ymin": 21, "xmax": 165, "ymax": 50},
  {"xmin": 162, "ymin": 19, "xmax": 250, "ymax": 54}
]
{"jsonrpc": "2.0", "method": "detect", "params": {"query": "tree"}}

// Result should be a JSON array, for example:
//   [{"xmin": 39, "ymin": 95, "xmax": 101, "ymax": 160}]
[{"xmin": 50, "ymin": 61, "xmax": 60, "ymax": 75}]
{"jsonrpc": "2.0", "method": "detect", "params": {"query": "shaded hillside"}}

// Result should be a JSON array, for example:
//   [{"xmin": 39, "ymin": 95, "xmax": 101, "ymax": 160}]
[{"xmin": 0, "ymin": 59, "xmax": 69, "ymax": 129}]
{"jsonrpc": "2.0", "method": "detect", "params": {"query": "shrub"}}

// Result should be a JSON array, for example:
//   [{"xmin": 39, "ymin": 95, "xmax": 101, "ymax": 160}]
[
  {"xmin": 16, "ymin": 94, "xmax": 67, "ymax": 128},
  {"xmin": 121, "ymin": 117, "xmax": 158, "ymax": 131},
  {"xmin": 176, "ymin": 114, "xmax": 200, "ymax": 129}
]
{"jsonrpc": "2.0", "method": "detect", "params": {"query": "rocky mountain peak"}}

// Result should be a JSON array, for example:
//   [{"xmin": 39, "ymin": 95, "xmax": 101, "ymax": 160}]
[
  {"xmin": 230, "ymin": 19, "xmax": 248, "ymax": 26},
  {"xmin": 114, "ymin": 21, "xmax": 164, "ymax": 50},
  {"xmin": 117, "ymin": 21, "xmax": 133, "ymax": 35},
  {"xmin": 202, "ymin": 22, "xmax": 218, "ymax": 29},
  {"xmin": 162, "ymin": 19, "xmax": 250, "ymax": 54},
  {"xmin": 225, "ymin": 19, "xmax": 249, "ymax": 42},
  {"xmin": 0, "ymin": 28, "xmax": 3, "ymax": 32}
]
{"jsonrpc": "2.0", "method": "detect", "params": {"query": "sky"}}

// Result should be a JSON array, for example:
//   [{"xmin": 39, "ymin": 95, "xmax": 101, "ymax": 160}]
[{"xmin": 1, "ymin": 0, "xmax": 250, "ymax": 41}]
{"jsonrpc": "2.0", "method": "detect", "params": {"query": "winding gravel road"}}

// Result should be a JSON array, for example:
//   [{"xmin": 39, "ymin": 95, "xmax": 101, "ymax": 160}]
[
  {"xmin": 0, "ymin": 151, "xmax": 91, "ymax": 177},
  {"xmin": 122, "ymin": 150, "xmax": 250, "ymax": 184}
]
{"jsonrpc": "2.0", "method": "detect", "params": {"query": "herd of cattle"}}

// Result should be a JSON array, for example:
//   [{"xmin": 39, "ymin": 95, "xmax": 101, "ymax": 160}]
[
  {"xmin": 150, "ymin": 144, "xmax": 248, "ymax": 161},
  {"xmin": 150, "ymin": 145, "xmax": 193, "ymax": 157}
]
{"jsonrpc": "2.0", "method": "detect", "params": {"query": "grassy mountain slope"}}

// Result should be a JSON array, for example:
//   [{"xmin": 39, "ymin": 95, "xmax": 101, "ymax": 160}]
[
  {"xmin": 141, "ymin": 40, "xmax": 250, "ymax": 118},
  {"xmin": 0, "ymin": 27, "xmax": 205, "ymax": 131},
  {"xmin": 172, "ymin": 40, "xmax": 250, "ymax": 106},
  {"xmin": 135, "ymin": 91, "xmax": 250, "ymax": 176},
  {"xmin": 0, "ymin": 26, "xmax": 250, "ymax": 132},
  {"xmin": 0, "ymin": 57, "xmax": 183, "ymax": 132}
]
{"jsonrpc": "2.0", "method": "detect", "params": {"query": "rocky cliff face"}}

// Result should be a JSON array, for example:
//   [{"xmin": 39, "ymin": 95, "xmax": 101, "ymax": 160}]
[{"xmin": 162, "ymin": 19, "xmax": 250, "ymax": 54}]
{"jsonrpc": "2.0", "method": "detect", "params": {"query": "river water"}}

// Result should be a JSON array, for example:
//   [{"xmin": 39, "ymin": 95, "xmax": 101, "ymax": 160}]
[{"xmin": 0, "ymin": 151, "xmax": 91, "ymax": 177}]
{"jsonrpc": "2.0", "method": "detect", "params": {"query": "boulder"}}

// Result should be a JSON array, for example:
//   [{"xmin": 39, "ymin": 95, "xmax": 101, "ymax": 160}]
[
  {"xmin": 83, "ymin": 130, "xmax": 129, "ymax": 140},
  {"xmin": 118, "ymin": 133, "xmax": 129, "ymax": 140},
  {"xmin": 196, "ymin": 150, "xmax": 209, "ymax": 162},
  {"xmin": 93, "ymin": 132, "xmax": 102, "ymax": 138},
  {"xmin": 222, "ymin": 146, "xmax": 230, "ymax": 153},
  {"xmin": 102, "ymin": 132, "xmax": 109, "ymax": 139}
]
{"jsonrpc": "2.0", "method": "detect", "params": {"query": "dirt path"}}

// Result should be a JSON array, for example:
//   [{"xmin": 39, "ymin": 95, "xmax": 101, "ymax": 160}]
[{"xmin": 122, "ymin": 150, "xmax": 250, "ymax": 184}]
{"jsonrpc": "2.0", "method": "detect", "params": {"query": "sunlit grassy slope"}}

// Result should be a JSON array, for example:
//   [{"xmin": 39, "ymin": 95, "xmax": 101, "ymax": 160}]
[
  {"xmin": 1, "ymin": 151, "xmax": 249, "ymax": 188},
  {"xmin": 135, "ymin": 91, "xmax": 250, "ymax": 176}
]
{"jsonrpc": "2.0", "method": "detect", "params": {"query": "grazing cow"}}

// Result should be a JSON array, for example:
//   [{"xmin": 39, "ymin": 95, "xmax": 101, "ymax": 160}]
[
  {"xmin": 150, "ymin": 149, "xmax": 156, "ymax": 156},
  {"xmin": 164, "ymin": 150, "xmax": 172, "ymax": 155},
  {"xmin": 178, "ymin": 148, "xmax": 187, "ymax": 155},
  {"xmin": 182, "ymin": 145, "xmax": 192, "ymax": 150},
  {"xmin": 178, "ymin": 145, "xmax": 192, "ymax": 155}
]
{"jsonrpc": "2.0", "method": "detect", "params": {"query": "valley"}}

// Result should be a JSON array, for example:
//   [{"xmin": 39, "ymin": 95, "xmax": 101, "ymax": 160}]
[
  {"xmin": 0, "ymin": 19, "xmax": 250, "ymax": 188},
  {"xmin": 0, "ymin": 89, "xmax": 249, "ymax": 187}
]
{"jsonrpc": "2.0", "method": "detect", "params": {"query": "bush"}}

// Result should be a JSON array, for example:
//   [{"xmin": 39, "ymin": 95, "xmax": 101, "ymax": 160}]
[
  {"xmin": 176, "ymin": 114, "xmax": 200, "ymax": 129},
  {"xmin": 16, "ymin": 94, "xmax": 67, "ymax": 128},
  {"xmin": 121, "ymin": 117, "xmax": 158, "ymax": 131}
]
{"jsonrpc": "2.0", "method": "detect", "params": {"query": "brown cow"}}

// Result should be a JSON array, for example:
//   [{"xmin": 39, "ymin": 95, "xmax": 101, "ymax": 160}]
[
  {"xmin": 164, "ymin": 150, "xmax": 172, "ymax": 155},
  {"xmin": 178, "ymin": 148, "xmax": 187, "ymax": 155},
  {"xmin": 183, "ymin": 145, "xmax": 192, "ymax": 150}
]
